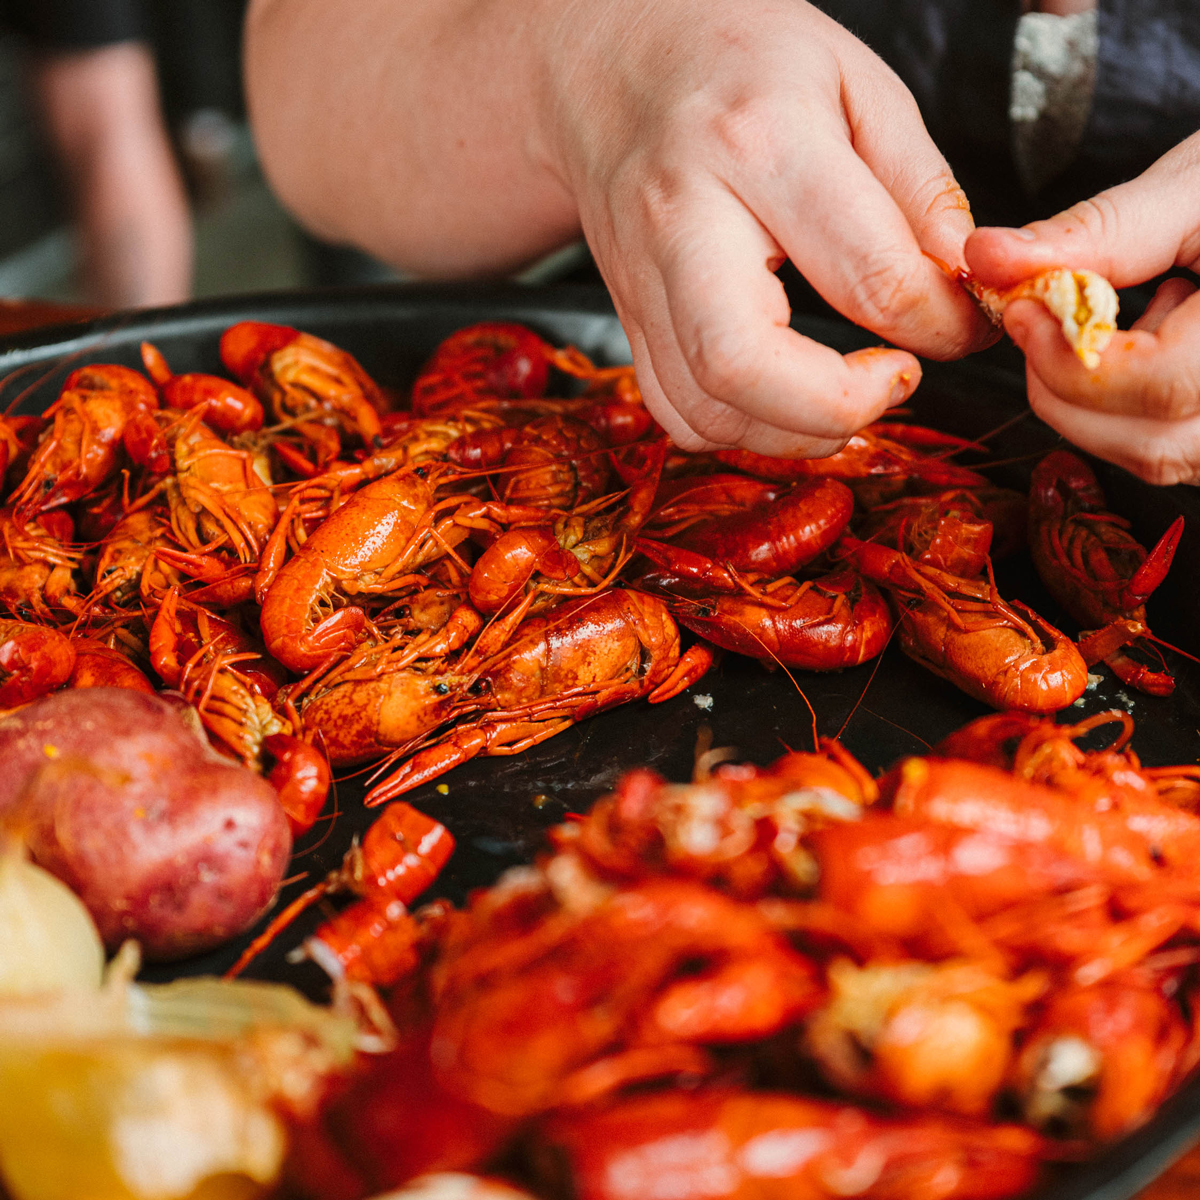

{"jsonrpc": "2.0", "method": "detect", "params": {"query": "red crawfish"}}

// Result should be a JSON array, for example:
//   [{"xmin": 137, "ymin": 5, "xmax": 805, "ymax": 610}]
[
  {"xmin": 446, "ymin": 412, "xmax": 612, "ymax": 509},
  {"xmin": 465, "ymin": 439, "xmax": 666, "ymax": 618},
  {"xmin": 361, "ymin": 588, "xmax": 713, "ymax": 804},
  {"xmin": 256, "ymin": 461, "xmax": 511, "ymax": 673},
  {"xmin": 838, "ymin": 535, "xmax": 1088, "ymax": 712},
  {"xmin": 140, "ymin": 340, "xmax": 264, "ymax": 433},
  {"xmin": 422, "ymin": 876, "xmax": 823, "ymax": 1117},
  {"xmin": 637, "ymin": 475, "xmax": 855, "ymax": 590},
  {"xmin": 0, "ymin": 506, "xmax": 83, "ymax": 618},
  {"xmin": 855, "ymin": 486, "xmax": 1028, "ymax": 578},
  {"xmin": 409, "ymin": 320, "xmax": 598, "ymax": 416},
  {"xmin": 538, "ymin": 1088, "xmax": 1044, "ymax": 1200},
  {"xmin": 227, "ymin": 799, "xmax": 455, "ymax": 985},
  {"xmin": 10, "ymin": 363, "xmax": 159, "ymax": 520},
  {"xmin": 714, "ymin": 421, "xmax": 990, "ymax": 508},
  {"xmin": 220, "ymin": 320, "xmax": 384, "ymax": 444},
  {"xmin": 1028, "ymin": 449, "xmax": 1185, "ymax": 696}
]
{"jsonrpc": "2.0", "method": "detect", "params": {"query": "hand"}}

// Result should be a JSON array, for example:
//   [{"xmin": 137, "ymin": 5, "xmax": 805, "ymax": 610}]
[
  {"xmin": 536, "ymin": 0, "xmax": 992, "ymax": 456},
  {"xmin": 966, "ymin": 130, "xmax": 1200, "ymax": 486}
]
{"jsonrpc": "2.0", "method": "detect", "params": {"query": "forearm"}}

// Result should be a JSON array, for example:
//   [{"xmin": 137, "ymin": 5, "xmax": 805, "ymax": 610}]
[
  {"xmin": 32, "ymin": 42, "xmax": 192, "ymax": 308},
  {"xmin": 245, "ymin": 0, "xmax": 581, "ymax": 277}
]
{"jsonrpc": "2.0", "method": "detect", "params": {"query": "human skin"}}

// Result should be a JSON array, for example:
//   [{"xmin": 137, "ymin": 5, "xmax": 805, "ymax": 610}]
[
  {"xmin": 31, "ymin": 42, "xmax": 192, "ymax": 308},
  {"xmin": 968, "ymin": 130, "xmax": 1200, "ymax": 487},
  {"xmin": 245, "ymin": 0, "xmax": 992, "ymax": 457}
]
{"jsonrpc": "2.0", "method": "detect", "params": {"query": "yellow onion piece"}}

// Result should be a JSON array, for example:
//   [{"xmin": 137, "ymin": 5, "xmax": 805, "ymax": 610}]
[
  {"xmin": 0, "ymin": 949, "xmax": 359, "ymax": 1200},
  {"xmin": 0, "ymin": 844, "xmax": 104, "ymax": 995}
]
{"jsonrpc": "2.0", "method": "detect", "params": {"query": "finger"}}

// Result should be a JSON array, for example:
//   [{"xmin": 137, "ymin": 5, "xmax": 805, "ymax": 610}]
[
  {"xmin": 647, "ymin": 184, "xmax": 921, "ymax": 440},
  {"xmin": 1025, "ymin": 366, "xmax": 1200, "ymax": 486},
  {"xmin": 624, "ymin": 319, "xmax": 852, "ymax": 457},
  {"xmin": 841, "ymin": 54, "xmax": 977, "ymax": 273},
  {"xmin": 1131, "ymin": 277, "xmax": 1198, "ymax": 334},
  {"xmin": 965, "ymin": 134, "xmax": 1200, "ymax": 288},
  {"xmin": 1005, "ymin": 292, "xmax": 1200, "ymax": 420},
  {"xmin": 740, "ymin": 128, "xmax": 989, "ymax": 360}
]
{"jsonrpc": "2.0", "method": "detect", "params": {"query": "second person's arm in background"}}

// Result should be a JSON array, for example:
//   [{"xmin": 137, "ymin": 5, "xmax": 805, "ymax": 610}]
[
  {"xmin": 245, "ymin": 0, "xmax": 993, "ymax": 457},
  {"xmin": 32, "ymin": 40, "xmax": 191, "ymax": 307}
]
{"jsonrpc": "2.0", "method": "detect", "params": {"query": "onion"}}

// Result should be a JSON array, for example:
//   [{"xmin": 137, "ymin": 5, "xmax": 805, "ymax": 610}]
[
  {"xmin": 0, "ymin": 843, "xmax": 104, "ymax": 995},
  {"xmin": 0, "ymin": 952, "xmax": 360, "ymax": 1200}
]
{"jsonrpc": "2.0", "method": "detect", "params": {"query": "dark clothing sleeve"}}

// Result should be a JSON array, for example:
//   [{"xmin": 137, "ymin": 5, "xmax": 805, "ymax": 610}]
[
  {"xmin": 0, "ymin": 0, "xmax": 145, "ymax": 50},
  {"xmin": 1079, "ymin": 3, "xmax": 1200, "ymax": 186},
  {"xmin": 813, "ymin": 0, "xmax": 1200, "ymax": 225}
]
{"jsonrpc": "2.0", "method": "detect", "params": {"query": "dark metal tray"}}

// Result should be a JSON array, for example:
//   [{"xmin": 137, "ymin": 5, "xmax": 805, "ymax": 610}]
[{"xmin": 3, "ymin": 282, "xmax": 1200, "ymax": 1200}]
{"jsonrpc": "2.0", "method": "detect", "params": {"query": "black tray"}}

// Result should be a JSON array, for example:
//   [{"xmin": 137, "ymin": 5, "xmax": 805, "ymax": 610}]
[{"xmin": 4, "ymin": 282, "xmax": 1200, "ymax": 1200}]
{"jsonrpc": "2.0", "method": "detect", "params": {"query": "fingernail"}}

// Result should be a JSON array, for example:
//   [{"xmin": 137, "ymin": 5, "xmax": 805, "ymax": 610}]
[
  {"xmin": 889, "ymin": 371, "xmax": 915, "ymax": 406},
  {"xmin": 1011, "ymin": 227, "xmax": 1037, "ymax": 241}
]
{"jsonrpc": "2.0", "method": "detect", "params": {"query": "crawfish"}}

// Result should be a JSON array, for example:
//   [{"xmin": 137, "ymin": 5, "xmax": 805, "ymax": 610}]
[
  {"xmin": 89, "ymin": 506, "xmax": 175, "ymax": 609},
  {"xmin": 140, "ymin": 339, "xmax": 264, "ymax": 433},
  {"xmin": 855, "ymin": 486, "xmax": 1027, "ymax": 578},
  {"xmin": 410, "ymin": 320, "xmax": 597, "ymax": 416},
  {"xmin": 934, "ymin": 709, "xmax": 1200, "ymax": 812},
  {"xmin": 1028, "ymin": 449, "xmax": 1184, "ymax": 695},
  {"xmin": 0, "ymin": 414, "xmax": 43, "ymax": 490},
  {"xmin": 0, "ymin": 506, "xmax": 83, "ymax": 618},
  {"xmin": 257, "ymin": 462, "xmax": 495, "ymax": 672},
  {"xmin": 555, "ymin": 741, "xmax": 874, "ymax": 898},
  {"xmin": 150, "ymin": 589, "xmax": 330, "ymax": 833},
  {"xmin": 220, "ymin": 320, "xmax": 384, "ymax": 444},
  {"xmin": 638, "ymin": 475, "xmax": 854, "ymax": 588},
  {"xmin": 227, "ymin": 799, "xmax": 455, "ymax": 984},
  {"xmin": 804, "ymin": 811, "xmax": 1185, "ymax": 986},
  {"xmin": 162, "ymin": 407, "xmax": 278, "ymax": 563},
  {"xmin": 715, "ymin": 421, "xmax": 989, "ymax": 508},
  {"xmin": 66, "ymin": 635, "xmax": 155, "ymax": 693},
  {"xmin": 0, "ymin": 619, "xmax": 76, "ymax": 707},
  {"xmin": 538, "ymin": 1088, "xmax": 1043, "ymax": 1200},
  {"xmin": 805, "ymin": 957, "xmax": 1046, "ymax": 1118},
  {"xmin": 1014, "ymin": 974, "xmax": 1189, "ymax": 1141},
  {"xmin": 446, "ymin": 412, "xmax": 611, "ymax": 509},
  {"xmin": 466, "ymin": 439, "xmax": 665, "ymax": 617},
  {"xmin": 10, "ymin": 363, "xmax": 159, "ymax": 519},
  {"xmin": 839, "ymin": 535, "xmax": 1088, "ymax": 712},
  {"xmin": 883, "ymin": 754, "xmax": 1200, "ymax": 876},
  {"xmin": 645, "ymin": 565, "xmax": 893, "ymax": 671},
  {"xmin": 424, "ymin": 875, "xmax": 822, "ymax": 1117},
  {"xmin": 363, "ymin": 588, "xmax": 712, "ymax": 804}
]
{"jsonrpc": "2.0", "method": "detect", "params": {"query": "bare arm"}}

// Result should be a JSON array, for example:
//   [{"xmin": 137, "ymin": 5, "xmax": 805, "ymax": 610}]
[
  {"xmin": 246, "ymin": 0, "xmax": 578, "ymax": 278},
  {"xmin": 247, "ymin": 0, "xmax": 991, "ymax": 455},
  {"xmin": 32, "ymin": 41, "xmax": 192, "ymax": 308}
]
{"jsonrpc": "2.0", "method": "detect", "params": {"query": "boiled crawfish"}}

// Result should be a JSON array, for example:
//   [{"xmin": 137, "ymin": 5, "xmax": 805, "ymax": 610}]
[{"xmin": 1028, "ymin": 449, "xmax": 1184, "ymax": 695}]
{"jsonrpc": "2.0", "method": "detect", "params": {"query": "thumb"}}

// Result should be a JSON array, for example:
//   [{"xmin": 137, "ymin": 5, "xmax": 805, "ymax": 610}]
[{"xmin": 964, "ymin": 132, "xmax": 1200, "ymax": 289}]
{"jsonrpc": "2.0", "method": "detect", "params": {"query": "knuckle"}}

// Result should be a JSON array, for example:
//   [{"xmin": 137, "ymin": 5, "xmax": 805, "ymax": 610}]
[
  {"xmin": 685, "ymin": 324, "xmax": 764, "ymax": 402},
  {"xmin": 684, "ymin": 398, "xmax": 754, "ymax": 447},
  {"xmin": 846, "ymin": 252, "xmax": 926, "ymax": 326},
  {"xmin": 706, "ymin": 92, "xmax": 789, "ymax": 174},
  {"xmin": 1060, "ymin": 194, "xmax": 1122, "ymax": 248},
  {"xmin": 1147, "ymin": 368, "xmax": 1200, "ymax": 421},
  {"xmin": 1128, "ymin": 445, "xmax": 1193, "ymax": 487}
]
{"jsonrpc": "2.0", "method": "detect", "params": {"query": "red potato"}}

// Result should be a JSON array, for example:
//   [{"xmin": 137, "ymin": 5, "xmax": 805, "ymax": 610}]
[{"xmin": 0, "ymin": 688, "xmax": 291, "ymax": 960}]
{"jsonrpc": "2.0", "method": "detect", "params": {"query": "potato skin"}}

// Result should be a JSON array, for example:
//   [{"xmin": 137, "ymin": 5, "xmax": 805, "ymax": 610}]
[{"xmin": 0, "ymin": 689, "xmax": 291, "ymax": 960}]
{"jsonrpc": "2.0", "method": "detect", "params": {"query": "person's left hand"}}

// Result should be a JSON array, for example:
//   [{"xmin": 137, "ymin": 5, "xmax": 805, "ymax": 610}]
[{"xmin": 965, "ymin": 130, "xmax": 1200, "ymax": 486}]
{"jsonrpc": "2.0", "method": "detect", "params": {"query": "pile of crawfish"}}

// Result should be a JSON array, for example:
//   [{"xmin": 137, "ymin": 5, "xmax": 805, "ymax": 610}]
[
  {"xmin": 285, "ymin": 710, "xmax": 1200, "ymax": 1200},
  {"xmin": 0, "ymin": 317, "xmax": 1185, "ymax": 828}
]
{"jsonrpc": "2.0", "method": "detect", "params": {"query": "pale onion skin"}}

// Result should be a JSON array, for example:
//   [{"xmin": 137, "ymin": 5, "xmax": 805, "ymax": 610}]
[{"xmin": 0, "ymin": 849, "xmax": 104, "ymax": 995}]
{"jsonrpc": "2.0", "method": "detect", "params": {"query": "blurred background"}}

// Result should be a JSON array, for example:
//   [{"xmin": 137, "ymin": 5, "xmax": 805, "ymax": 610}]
[{"xmin": 0, "ymin": 0, "xmax": 409, "ymax": 316}]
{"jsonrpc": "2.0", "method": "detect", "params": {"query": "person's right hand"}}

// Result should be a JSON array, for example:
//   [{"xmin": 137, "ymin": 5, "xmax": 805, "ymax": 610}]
[{"xmin": 533, "ymin": 0, "xmax": 994, "ymax": 456}]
